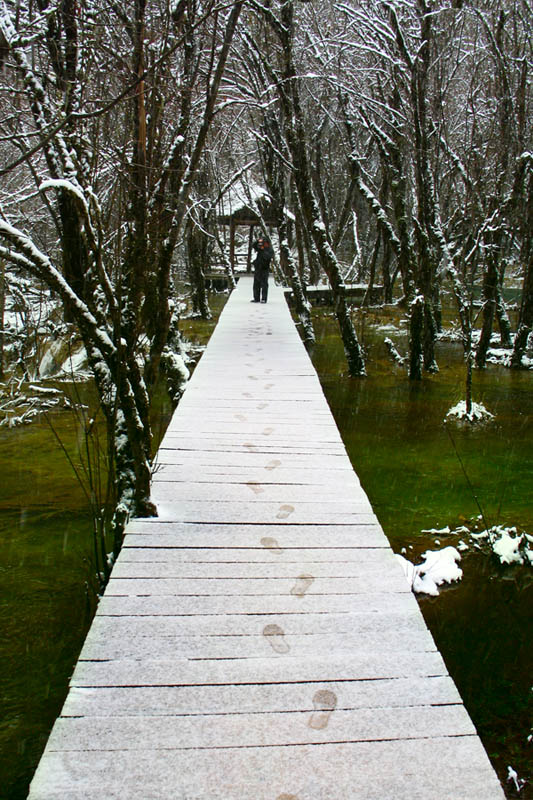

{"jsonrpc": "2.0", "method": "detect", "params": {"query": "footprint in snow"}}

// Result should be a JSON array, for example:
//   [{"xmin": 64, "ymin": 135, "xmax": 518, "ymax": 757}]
[
  {"xmin": 290, "ymin": 574, "xmax": 314, "ymax": 597},
  {"xmin": 276, "ymin": 504, "xmax": 294, "ymax": 519},
  {"xmin": 261, "ymin": 536, "xmax": 283, "ymax": 554},
  {"xmin": 263, "ymin": 623, "xmax": 290, "ymax": 654},
  {"xmin": 308, "ymin": 689, "xmax": 337, "ymax": 730}
]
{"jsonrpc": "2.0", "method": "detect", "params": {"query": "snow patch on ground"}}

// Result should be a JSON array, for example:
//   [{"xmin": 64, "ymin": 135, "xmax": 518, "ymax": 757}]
[
  {"xmin": 445, "ymin": 400, "xmax": 494, "ymax": 422},
  {"xmin": 507, "ymin": 765, "xmax": 527, "ymax": 793},
  {"xmin": 374, "ymin": 323, "xmax": 400, "ymax": 332},
  {"xmin": 436, "ymin": 327, "xmax": 463, "ymax": 342},
  {"xmin": 38, "ymin": 340, "xmax": 65, "ymax": 378},
  {"xmin": 471, "ymin": 525, "xmax": 533, "ymax": 566},
  {"xmin": 396, "ymin": 547, "xmax": 463, "ymax": 596},
  {"xmin": 420, "ymin": 519, "xmax": 533, "ymax": 568},
  {"xmin": 398, "ymin": 518, "xmax": 533, "ymax": 596}
]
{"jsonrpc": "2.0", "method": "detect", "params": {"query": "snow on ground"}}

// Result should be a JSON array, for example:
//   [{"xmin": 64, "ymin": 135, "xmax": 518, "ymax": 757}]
[
  {"xmin": 396, "ymin": 547, "xmax": 463, "ymax": 596},
  {"xmin": 507, "ymin": 765, "xmax": 527, "ymax": 793},
  {"xmin": 436, "ymin": 327, "xmax": 464, "ymax": 342},
  {"xmin": 60, "ymin": 346, "xmax": 88, "ymax": 375},
  {"xmin": 376, "ymin": 323, "xmax": 402, "ymax": 332},
  {"xmin": 471, "ymin": 525, "xmax": 533, "ymax": 566},
  {"xmin": 397, "ymin": 520, "xmax": 532, "ymax": 596},
  {"xmin": 445, "ymin": 400, "xmax": 494, "ymax": 423}
]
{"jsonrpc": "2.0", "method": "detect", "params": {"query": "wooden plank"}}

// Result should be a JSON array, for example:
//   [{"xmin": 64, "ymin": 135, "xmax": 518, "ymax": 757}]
[
  {"xmin": 123, "ymin": 519, "xmax": 385, "ymax": 536},
  {"xmin": 85, "ymin": 609, "xmax": 428, "ymax": 639},
  {"xmin": 156, "ymin": 439, "xmax": 348, "ymax": 455},
  {"xmin": 61, "ymin": 674, "xmax": 462, "ymax": 717},
  {"xmin": 70, "ymin": 650, "xmax": 450, "ymax": 687},
  {"xmin": 28, "ymin": 738, "xmax": 505, "ymax": 800},
  {"xmin": 159, "ymin": 425, "xmax": 345, "ymax": 442},
  {"xmin": 77, "ymin": 624, "xmax": 437, "ymax": 662},
  {"xmin": 154, "ymin": 449, "xmax": 354, "ymax": 469},
  {"xmin": 118, "ymin": 546, "xmax": 390, "ymax": 563},
  {"xmin": 150, "ymin": 482, "xmax": 366, "ymax": 503},
  {"xmin": 148, "ymin": 500, "xmax": 376, "ymax": 524},
  {"xmin": 151, "ymin": 465, "xmax": 360, "ymax": 485},
  {"xmin": 110, "ymin": 551, "xmax": 404, "ymax": 576},
  {"xmin": 94, "ymin": 591, "xmax": 416, "ymax": 618},
  {"xmin": 102, "ymin": 574, "xmax": 410, "ymax": 596},
  {"xmin": 44, "ymin": 705, "xmax": 475, "ymax": 752},
  {"xmin": 121, "ymin": 523, "xmax": 391, "ymax": 548}
]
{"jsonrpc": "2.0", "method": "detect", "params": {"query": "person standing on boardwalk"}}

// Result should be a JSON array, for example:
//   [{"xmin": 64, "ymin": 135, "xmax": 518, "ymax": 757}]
[{"xmin": 251, "ymin": 237, "xmax": 274, "ymax": 303}]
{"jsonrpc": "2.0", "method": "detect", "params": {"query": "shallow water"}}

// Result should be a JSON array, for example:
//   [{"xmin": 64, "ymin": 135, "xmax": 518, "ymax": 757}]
[
  {"xmin": 308, "ymin": 305, "xmax": 533, "ymax": 796},
  {"xmin": 0, "ymin": 420, "xmax": 96, "ymax": 799}
]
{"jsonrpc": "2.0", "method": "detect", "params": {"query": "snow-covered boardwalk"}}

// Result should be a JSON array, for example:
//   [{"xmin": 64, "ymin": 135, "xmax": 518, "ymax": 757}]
[{"xmin": 29, "ymin": 277, "xmax": 504, "ymax": 799}]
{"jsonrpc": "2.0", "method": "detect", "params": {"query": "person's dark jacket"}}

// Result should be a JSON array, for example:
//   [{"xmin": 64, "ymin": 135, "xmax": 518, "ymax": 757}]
[{"xmin": 253, "ymin": 241, "xmax": 274, "ymax": 272}]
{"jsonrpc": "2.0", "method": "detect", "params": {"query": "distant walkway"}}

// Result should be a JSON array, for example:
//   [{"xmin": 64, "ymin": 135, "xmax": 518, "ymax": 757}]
[{"xmin": 29, "ymin": 276, "xmax": 504, "ymax": 799}]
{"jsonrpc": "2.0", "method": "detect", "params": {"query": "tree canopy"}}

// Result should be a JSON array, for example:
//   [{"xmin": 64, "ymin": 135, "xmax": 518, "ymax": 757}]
[{"xmin": 0, "ymin": 0, "xmax": 531, "ymax": 546}]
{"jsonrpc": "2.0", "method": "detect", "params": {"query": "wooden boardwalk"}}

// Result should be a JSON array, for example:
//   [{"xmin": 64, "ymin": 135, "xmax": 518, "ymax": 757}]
[{"xmin": 29, "ymin": 277, "xmax": 504, "ymax": 799}]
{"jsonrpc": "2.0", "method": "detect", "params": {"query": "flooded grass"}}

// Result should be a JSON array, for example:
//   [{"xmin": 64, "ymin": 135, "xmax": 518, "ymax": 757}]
[
  {"xmin": 307, "ymin": 303, "xmax": 533, "ymax": 797},
  {"xmin": 0, "ymin": 435, "xmax": 96, "ymax": 800}
]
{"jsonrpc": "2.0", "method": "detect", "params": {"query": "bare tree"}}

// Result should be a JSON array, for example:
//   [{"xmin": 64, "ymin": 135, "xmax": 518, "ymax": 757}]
[
  {"xmin": 246, "ymin": 0, "xmax": 365, "ymax": 375},
  {"xmin": 0, "ymin": 0, "xmax": 244, "ymax": 558}
]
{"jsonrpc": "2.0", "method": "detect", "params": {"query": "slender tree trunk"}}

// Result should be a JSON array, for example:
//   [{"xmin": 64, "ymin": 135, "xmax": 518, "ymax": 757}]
[
  {"xmin": 511, "ymin": 169, "xmax": 533, "ymax": 366},
  {"xmin": 476, "ymin": 255, "xmax": 497, "ymax": 367},
  {"xmin": 257, "ymin": 111, "xmax": 315, "ymax": 345},
  {"xmin": 278, "ymin": 220, "xmax": 315, "ymax": 346},
  {"xmin": 276, "ymin": 2, "xmax": 365, "ymax": 375},
  {"xmin": 496, "ymin": 288, "xmax": 513, "ymax": 348},
  {"xmin": 187, "ymin": 217, "xmax": 211, "ymax": 320},
  {"xmin": 409, "ymin": 294, "xmax": 424, "ymax": 380},
  {"xmin": 0, "ymin": 260, "xmax": 4, "ymax": 380},
  {"xmin": 465, "ymin": 348, "xmax": 473, "ymax": 416},
  {"xmin": 511, "ymin": 283, "xmax": 533, "ymax": 367},
  {"xmin": 293, "ymin": 204, "xmax": 308, "ymax": 283},
  {"xmin": 423, "ymin": 301, "xmax": 439, "ymax": 373},
  {"xmin": 381, "ymin": 237, "xmax": 394, "ymax": 304}
]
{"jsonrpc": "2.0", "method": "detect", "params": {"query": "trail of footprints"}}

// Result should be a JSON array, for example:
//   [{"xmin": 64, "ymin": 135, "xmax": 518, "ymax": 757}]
[
  {"xmin": 227, "ymin": 408, "xmax": 339, "ymax": 762},
  {"xmin": 255, "ymin": 456, "xmax": 337, "ymax": 786}
]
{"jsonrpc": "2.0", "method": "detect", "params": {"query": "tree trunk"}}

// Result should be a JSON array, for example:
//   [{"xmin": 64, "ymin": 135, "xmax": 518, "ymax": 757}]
[
  {"xmin": 409, "ymin": 294, "xmax": 424, "ymax": 380},
  {"xmin": 465, "ymin": 349, "xmax": 473, "ymax": 417},
  {"xmin": 496, "ymin": 289, "xmax": 513, "ymax": 348},
  {"xmin": 476, "ymin": 256, "xmax": 497, "ymax": 368},
  {"xmin": 0, "ymin": 260, "xmax": 4, "ymax": 379},
  {"xmin": 423, "ymin": 301, "xmax": 439, "ymax": 373},
  {"xmin": 279, "ymin": 221, "xmax": 315, "ymax": 347},
  {"xmin": 257, "ymin": 109, "xmax": 315, "ymax": 346},
  {"xmin": 187, "ymin": 217, "xmax": 211, "ymax": 320},
  {"xmin": 511, "ymin": 181, "xmax": 533, "ymax": 366},
  {"xmin": 381, "ymin": 237, "xmax": 394, "ymax": 304},
  {"xmin": 276, "ymin": 2, "xmax": 365, "ymax": 375}
]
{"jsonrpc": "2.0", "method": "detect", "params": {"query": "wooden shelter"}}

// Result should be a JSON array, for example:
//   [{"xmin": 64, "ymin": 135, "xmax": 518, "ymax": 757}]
[{"xmin": 217, "ymin": 187, "xmax": 277, "ymax": 273}]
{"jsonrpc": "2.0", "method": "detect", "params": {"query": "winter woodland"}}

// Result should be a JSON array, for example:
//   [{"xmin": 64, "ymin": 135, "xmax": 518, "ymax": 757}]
[{"xmin": 0, "ymin": 0, "xmax": 532, "ymax": 555}]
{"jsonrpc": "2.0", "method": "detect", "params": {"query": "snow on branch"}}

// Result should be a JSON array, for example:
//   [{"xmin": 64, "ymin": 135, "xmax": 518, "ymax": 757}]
[
  {"xmin": 0, "ymin": 219, "xmax": 115, "ymax": 359},
  {"xmin": 0, "ymin": 1, "xmax": 74, "ymax": 179},
  {"xmin": 40, "ymin": 178, "xmax": 87, "ymax": 209},
  {"xmin": 357, "ymin": 176, "xmax": 401, "ymax": 256}
]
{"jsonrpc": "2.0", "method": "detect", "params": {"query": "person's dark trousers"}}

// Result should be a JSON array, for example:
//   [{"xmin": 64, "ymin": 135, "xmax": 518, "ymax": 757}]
[{"xmin": 253, "ymin": 269, "xmax": 269, "ymax": 302}]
